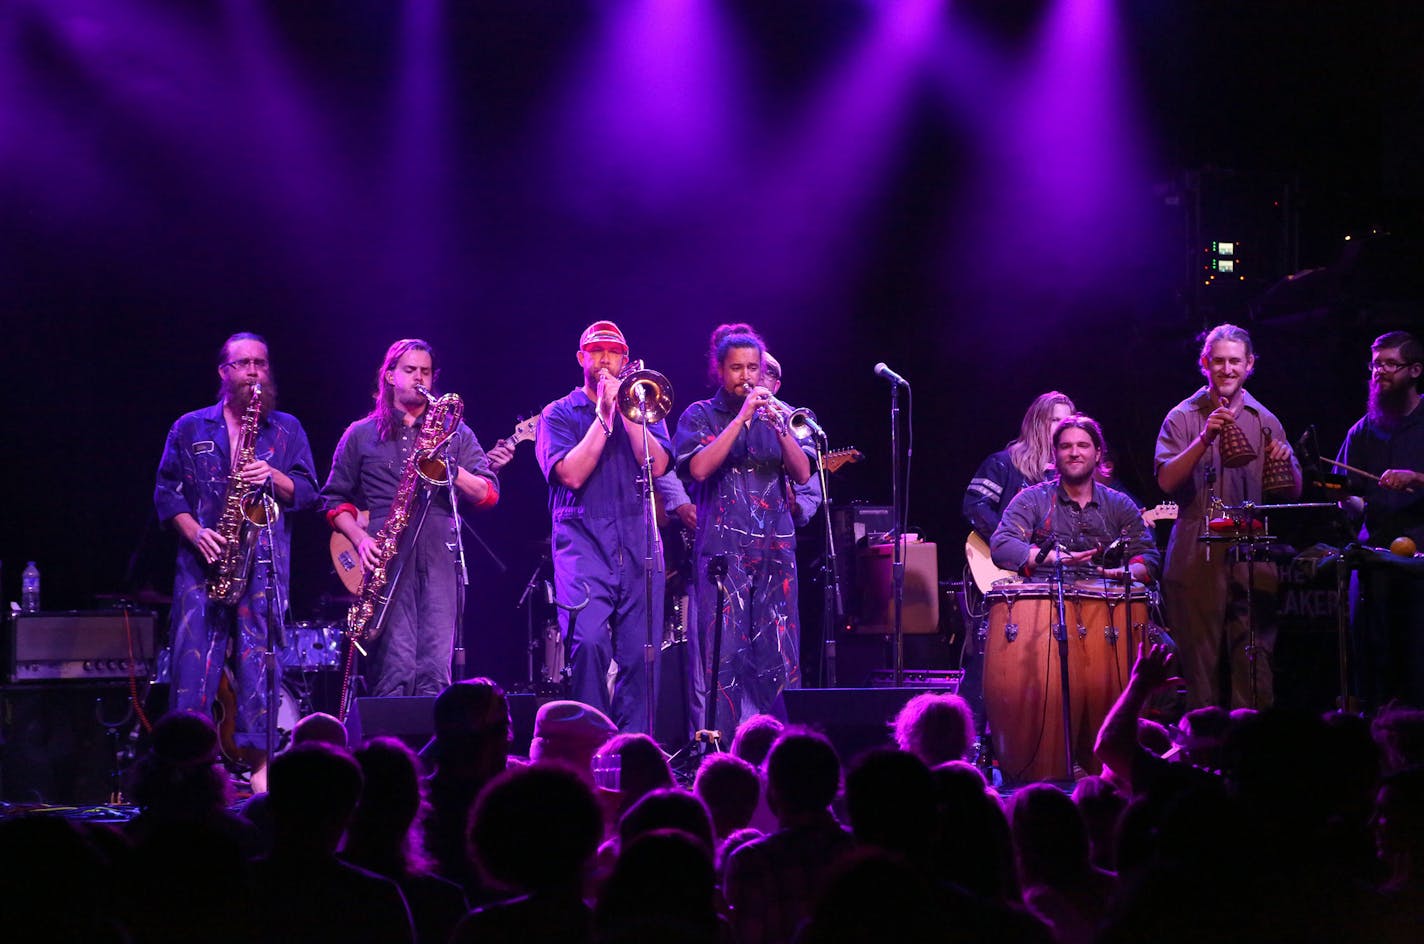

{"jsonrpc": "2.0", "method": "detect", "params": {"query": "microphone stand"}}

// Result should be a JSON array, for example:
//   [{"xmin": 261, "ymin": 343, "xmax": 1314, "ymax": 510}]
[
  {"xmin": 889, "ymin": 380, "xmax": 905, "ymax": 686},
  {"xmin": 259, "ymin": 485, "xmax": 283, "ymax": 776},
  {"xmin": 815, "ymin": 430, "xmax": 844, "ymax": 688},
  {"xmin": 1050, "ymin": 543, "xmax": 1075, "ymax": 779},
  {"xmin": 636, "ymin": 416, "xmax": 662, "ymax": 737},
  {"xmin": 443, "ymin": 445, "xmax": 470, "ymax": 684}
]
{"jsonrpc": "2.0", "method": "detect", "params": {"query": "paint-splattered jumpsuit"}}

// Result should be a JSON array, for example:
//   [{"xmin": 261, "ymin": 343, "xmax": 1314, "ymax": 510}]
[
  {"xmin": 675, "ymin": 387, "xmax": 816, "ymax": 732},
  {"xmin": 154, "ymin": 402, "xmax": 318, "ymax": 750}
]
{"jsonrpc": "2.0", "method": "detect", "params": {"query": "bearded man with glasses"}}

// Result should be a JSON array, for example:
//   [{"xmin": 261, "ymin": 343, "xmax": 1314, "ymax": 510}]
[
  {"xmin": 1337, "ymin": 330, "xmax": 1424, "ymax": 709},
  {"xmin": 154, "ymin": 332, "xmax": 319, "ymax": 781}
]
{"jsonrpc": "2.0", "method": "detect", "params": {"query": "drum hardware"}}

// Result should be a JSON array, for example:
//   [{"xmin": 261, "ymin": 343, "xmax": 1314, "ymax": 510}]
[{"xmin": 1199, "ymin": 499, "xmax": 1338, "ymax": 708}]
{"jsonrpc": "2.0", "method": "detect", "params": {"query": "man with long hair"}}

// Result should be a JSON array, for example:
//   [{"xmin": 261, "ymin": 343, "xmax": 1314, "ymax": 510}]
[
  {"xmin": 1155, "ymin": 323, "xmax": 1301, "ymax": 709},
  {"xmin": 964, "ymin": 391, "xmax": 1076, "ymax": 542},
  {"xmin": 1337, "ymin": 330, "xmax": 1424, "ymax": 709},
  {"xmin": 154, "ymin": 332, "xmax": 318, "ymax": 775},
  {"xmin": 322, "ymin": 338, "xmax": 499, "ymax": 698}
]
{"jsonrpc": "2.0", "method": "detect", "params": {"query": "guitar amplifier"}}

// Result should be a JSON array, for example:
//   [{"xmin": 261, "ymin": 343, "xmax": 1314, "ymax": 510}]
[{"xmin": 6, "ymin": 610, "xmax": 158, "ymax": 683}]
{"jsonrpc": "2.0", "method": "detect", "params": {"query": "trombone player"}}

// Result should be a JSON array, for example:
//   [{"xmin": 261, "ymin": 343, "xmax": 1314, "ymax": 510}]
[{"xmin": 536, "ymin": 321, "xmax": 673, "ymax": 735}]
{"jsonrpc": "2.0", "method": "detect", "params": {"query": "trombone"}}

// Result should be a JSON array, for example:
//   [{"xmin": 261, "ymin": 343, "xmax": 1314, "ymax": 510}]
[{"xmin": 610, "ymin": 359, "xmax": 674, "ymax": 425}]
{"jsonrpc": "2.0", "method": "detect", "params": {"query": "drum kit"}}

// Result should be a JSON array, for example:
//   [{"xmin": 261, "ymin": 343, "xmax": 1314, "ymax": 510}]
[{"xmin": 273, "ymin": 621, "xmax": 345, "ymax": 735}]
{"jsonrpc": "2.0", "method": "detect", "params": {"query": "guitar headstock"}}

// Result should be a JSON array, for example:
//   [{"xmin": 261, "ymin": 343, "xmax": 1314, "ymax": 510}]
[
  {"xmin": 509, "ymin": 415, "xmax": 540, "ymax": 446},
  {"xmin": 1142, "ymin": 501, "xmax": 1179, "ymax": 524},
  {"xmin": 823, "ymin": 447, "xmax": 865, "ymax": 475}
]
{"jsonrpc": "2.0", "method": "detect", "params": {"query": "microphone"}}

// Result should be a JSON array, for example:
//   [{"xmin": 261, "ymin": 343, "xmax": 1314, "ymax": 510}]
[
  {"xmin": 873, "ymin": 362, "xmax": 909, "ymax": 387},
  {"xmin": 1035, "ymin": 541, "xmax": 1057, "ymax": 566}
]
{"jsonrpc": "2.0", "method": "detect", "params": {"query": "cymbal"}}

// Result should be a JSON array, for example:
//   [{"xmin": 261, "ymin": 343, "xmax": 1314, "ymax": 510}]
[{"xmin": 96, "ymin": 589, "xmax": 173, "ymax": 606}]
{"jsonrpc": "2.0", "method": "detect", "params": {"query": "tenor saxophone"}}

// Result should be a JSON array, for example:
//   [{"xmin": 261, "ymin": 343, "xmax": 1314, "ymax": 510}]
[
  {"xmin": 347, "ymin": 386, "xmax": 464, "ymax": 644},
  {"xmin": 207, "ymin": 383, "xmax": 277, "ymax": 604}
]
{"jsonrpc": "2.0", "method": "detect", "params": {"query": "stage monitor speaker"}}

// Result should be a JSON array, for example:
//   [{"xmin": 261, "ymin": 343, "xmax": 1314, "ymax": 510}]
[
  {"xmin": 1, "ymin": 683, "xmax": 134, "ymax": 804},
  {"xmin": 345, "ymin": 696, "xmax": 435, "ymax": 751},
  {"xmin": 7, "ymin": 610, "xmax": 157, "ymax": 683},
  {"xmin": 852, "ymin": 539, "xmax": 940, "ymax": 634},
  {"xmin": 783, "ymin": 687, "xmax": 956, "ymax": 763}
]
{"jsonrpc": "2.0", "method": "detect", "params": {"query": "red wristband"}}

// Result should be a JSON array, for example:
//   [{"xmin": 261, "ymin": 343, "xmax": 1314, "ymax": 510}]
[
  {"xmin": 326, "ymin": 502, "xmax": 359, "ymax": 530},
  {"xmin": 474, "ymin": 483, "xmax": 499, "ymax": 510}
]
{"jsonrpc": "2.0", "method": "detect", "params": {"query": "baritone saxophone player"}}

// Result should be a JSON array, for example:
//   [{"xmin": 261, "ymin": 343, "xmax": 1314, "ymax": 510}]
[{"xmin": 322, "ymin": 339, "xmax": 500, "ymax": 698}]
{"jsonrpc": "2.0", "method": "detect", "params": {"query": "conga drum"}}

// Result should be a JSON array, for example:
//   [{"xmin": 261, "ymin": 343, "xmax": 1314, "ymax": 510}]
[{"xmin": 983, "ymin": 582, "xmax": 1150, "ymax": 783}]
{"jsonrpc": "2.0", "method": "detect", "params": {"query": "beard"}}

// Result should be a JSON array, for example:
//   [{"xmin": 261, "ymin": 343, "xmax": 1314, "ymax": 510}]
[
  {"xmin": 1057, "ymin": 465, "xmax": 1094, "ymax": 488},
  {"xmin": 1367, "ymin": 380, "xmax": 1411, "ymax": 429},
  {"xmin": 225, "ymin": 375, "xmax": 277, "ymax": 419}
]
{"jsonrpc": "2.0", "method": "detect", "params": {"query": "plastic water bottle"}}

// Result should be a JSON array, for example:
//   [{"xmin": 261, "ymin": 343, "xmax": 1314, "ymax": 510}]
[{"xmin": 21, "ymin": 561, "xmax": 40, "ymax": 613}]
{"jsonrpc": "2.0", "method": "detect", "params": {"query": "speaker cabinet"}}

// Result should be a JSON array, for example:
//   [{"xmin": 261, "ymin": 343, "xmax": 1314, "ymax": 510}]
[
  {"xmin": 344, "ymin": 696, "xmax": 436, "ymax": 751},
  {"xmin": 782, "ymin": 687, "xmax": 956, "ymax": 763},
  {"xmin": 1, "ymin": 684, "xmax": 134, "ymax": 804},
  {"xmin": 853, "ymin": 540, "xmax": 940, "ymax": 634}
]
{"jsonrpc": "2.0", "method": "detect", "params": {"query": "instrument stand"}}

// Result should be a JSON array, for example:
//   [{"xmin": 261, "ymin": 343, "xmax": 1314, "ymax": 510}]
[
  {"xmin": 814, "ymin": 432, "xmax": 845, "ymax": 688},
  {"xmin": 443, "ymin": 447, "xmax": 471, "ymax": 684},
  {"xmin": 671, "ymin": 554, "xmax": 729, "ymax": 775},
  {"xmin": 1203, "ymin": 500, "xmax": 1336, "ymax": 710},
  {"xmin": 96, "ymin": 696, "xmax": 135, "ymax": 805},
  {"xmin": 888, "ymin": 380, "xmax": 906, "ymax": 686},
  {"xmin": 1049, "ymin": 545, "xmax": 1076, "ymax": 779},
  {"xmin": 1336, "ymin": 552, "xmax": 1353, "ymax": 713},
  {"xmin": 517, "ymin": 551, "xmax": 552, "ymax": 690},
  {"xmin": 337, "ymin": 485, "xmax": 437, "ymax": 721}
]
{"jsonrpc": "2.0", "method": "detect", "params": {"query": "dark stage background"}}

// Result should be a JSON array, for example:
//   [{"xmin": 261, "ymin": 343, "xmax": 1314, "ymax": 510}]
[{"xmin": 2, "ymin": 1, "xmax": 1421, "ymax": 691}]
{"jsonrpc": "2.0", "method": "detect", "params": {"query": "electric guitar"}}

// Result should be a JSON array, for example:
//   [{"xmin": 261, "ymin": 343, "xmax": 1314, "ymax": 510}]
[
  {"xmin": 964, "ymin": 502, "xmax": 1178, "ymax": 594},
  {"xmin": 329, "ymin": 415, "xmax": 540, "ymax": 596}
]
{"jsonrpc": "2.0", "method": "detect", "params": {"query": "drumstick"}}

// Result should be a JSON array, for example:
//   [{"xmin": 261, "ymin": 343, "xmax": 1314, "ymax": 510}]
[{"xmin": 1322, "ymin": 458, "xmax": 1381, "ymax": 482}]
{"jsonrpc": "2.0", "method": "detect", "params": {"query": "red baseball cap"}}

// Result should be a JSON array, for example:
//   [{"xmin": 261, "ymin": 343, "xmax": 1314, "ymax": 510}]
[{"xmin": 580, "ymin": 320, "xmax": 629, "ymax": 354}]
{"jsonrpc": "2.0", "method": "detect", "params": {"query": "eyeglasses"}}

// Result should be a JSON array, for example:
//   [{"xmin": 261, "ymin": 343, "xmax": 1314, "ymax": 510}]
[
  {"xmin": 1368, "ymin": 360, "xmax": 1418, "ymax": 374},
  {"xmin": 222, "ymin": 357, "xmax": 269, "ymax": 371}
]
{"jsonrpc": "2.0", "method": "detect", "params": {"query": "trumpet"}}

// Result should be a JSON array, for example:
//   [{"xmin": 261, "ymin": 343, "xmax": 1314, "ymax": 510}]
[{"xmin": 741, "ymin": 383, "xmax": 825, "ymax": 441}]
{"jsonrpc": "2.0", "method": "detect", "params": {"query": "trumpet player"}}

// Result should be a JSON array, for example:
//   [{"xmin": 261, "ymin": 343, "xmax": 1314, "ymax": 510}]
[
  {"xmin": 1155, "ymin": 323, "xmax": 1301, "ymax": 710},
  {"xmin": 154, "ymin": 332, "xmax": 318, "ymax": 770},
  {"xmin": 537, "ymin": 321, "xmax": 672, "ymax": 735},
  {"xmin": 674, "ymin": 324, "xmax": 814, "ymax": 734},
  {"xmin": 322, "ymin": 339, "xmax": 499, "ymax": 698}
]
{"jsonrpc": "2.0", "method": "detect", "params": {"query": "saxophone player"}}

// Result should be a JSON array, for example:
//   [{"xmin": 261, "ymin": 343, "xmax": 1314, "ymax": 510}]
[
  {"xmin": 322, "ymin": 339, "xmax": 499, "ymax": 698},
  {"xmin": 154, "ymin": 332, "xmax": 319, "ymax": 770}
]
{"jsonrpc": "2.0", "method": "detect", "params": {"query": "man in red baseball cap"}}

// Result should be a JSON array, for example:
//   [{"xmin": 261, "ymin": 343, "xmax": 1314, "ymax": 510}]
[{"xmin": 536, "ymin": 321, "xmax": 672, "ymax": 737}]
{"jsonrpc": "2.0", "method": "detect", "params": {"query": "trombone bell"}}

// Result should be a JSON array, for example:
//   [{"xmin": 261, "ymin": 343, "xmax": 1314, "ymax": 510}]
[{"xmin": 617, "ymin": 369, "xmax": 674, "ymax": 425}]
